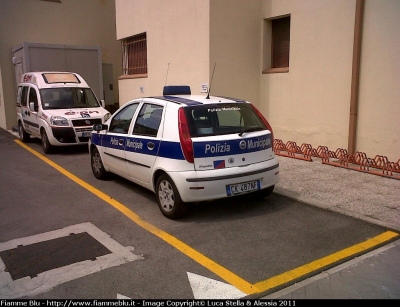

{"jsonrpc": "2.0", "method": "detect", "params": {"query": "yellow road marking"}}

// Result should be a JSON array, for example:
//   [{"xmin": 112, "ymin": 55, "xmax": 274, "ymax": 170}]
[
  {"xmin": 15, "ymin": 140, "xmax": 399, "ymax": 295},
  {"xmin": 254, "ymin": 230, "xmax": 399, "ymax": 292}
]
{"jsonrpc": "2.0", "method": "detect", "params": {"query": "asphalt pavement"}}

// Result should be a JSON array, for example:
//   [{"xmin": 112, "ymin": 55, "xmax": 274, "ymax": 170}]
[
  {"xmin": 4, "ymin": 129, "xmax": 400, "ymax": 299},
  {"xmin": 264, "ymin": 154, "xmax": 400, "ymax": 299}
]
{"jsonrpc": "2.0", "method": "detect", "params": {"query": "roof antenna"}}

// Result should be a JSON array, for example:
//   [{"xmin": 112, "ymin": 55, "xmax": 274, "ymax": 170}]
[
  {"xmin": 165, "ymin": 63, "xmax": 170, "ymax": 86},
  {"xmin": 206, "ymin": 63, "xmax": 216, "ymax": 99}
]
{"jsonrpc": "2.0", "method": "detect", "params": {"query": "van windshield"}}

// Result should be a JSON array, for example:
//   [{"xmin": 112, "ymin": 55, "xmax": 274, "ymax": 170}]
[
  {"xmin": 40, "ymin": 88, "xmax": 100, "ymax": 110},
  {"xmin": 185, "ymin": 103, "xmax": 267, "ymax": 137}
]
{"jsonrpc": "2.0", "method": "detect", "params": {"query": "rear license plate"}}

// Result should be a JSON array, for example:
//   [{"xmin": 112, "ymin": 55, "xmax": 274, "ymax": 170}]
[{"xmin": 226, "ymin": 180, "xmax": 260, "ymax": 196}]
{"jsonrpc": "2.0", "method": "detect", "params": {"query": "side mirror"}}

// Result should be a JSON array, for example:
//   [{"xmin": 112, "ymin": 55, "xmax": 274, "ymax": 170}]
[
  {"xmin": 100, "ymin": 99, "xmax": 105, "ymax": 108},
  {"xmin": 29, "ymin": 102, "xmax": 38, "ymax": 112},
  {"xmin": 93, "ymin": 123, "xmax": 108, "ymax": 132}
]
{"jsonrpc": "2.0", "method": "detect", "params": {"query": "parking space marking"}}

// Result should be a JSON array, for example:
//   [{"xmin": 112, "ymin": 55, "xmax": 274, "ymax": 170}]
[
  {"xmin": 14, "ymin": 140, "xmax": 399, "ymax": 296},
  {"xmin": 254, "ymin": 230, "xmax": 399, "ymax": 293}
]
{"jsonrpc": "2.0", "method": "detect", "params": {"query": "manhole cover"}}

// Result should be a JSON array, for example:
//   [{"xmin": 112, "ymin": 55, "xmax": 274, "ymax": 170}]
[{"xmin": 0, "ymin": 232, "xmax": 111, "ymax": 280}]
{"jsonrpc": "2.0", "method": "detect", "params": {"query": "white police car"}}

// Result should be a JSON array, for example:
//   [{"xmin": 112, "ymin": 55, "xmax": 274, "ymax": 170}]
[{"xmin": 89, "ymin": 86, "xmax": 279, "ymax": 219}]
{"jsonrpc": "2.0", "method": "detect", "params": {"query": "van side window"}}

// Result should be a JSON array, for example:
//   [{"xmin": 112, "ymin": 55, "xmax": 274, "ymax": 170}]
[
  {"xmin": 28, "ymin": 88, "xmax": 39, "ymax": 112},
  {"xmin": 109, "ymin": 103, "xmax": 139, "ymax": 134},
  {"xmin": 132, "ymin": 104, "xmax": 163, "ymax": 137},
  {"xmin": 21, "ymin": 86, "xmax": 29, "ymax": 107}
]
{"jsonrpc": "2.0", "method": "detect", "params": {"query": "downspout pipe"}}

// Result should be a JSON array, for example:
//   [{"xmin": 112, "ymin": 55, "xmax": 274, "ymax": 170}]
[{"xmin": 348, "ymin": 0, "xmax": 365, "ymax": 155}]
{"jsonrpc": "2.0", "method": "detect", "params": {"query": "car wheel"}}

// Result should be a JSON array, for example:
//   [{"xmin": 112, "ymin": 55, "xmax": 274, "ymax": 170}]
[
  {"xmin": 91, "ymin": 147, "xmax": 108, "ymax": 179},
  {"xmin": 18, "ymin": 122, "xmax": 30, "ymax": 142},
  {"xmin": 253, "ymin": 185, "xmax": 275, "ymax": 200},
  {"xmin": 41, "ymin": 129, "xmax": 53, "ymax": 154},
  {"xmin": 156, "ymin": 174, "xmax": 188, "ymax": 219}
]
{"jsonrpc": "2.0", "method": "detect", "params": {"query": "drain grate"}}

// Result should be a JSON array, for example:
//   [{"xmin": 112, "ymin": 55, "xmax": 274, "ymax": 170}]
[{"xmin": 0, "ymin": 232, "xmax": 111, "ymax": 280}]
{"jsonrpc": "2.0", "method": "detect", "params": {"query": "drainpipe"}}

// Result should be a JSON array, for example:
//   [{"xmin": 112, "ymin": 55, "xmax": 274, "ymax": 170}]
[{"xmin": 348, "ymin": 0, "xmax": 365, "ymax": 155}]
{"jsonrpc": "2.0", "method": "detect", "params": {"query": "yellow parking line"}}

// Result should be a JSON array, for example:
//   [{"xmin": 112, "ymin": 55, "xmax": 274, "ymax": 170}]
[
  {"xmin": 254, "ymin": 230, "xmax": 399, "ymax": 292},
  {"xmin": 14, "ymin": 140, "xmax": 399, "ymax": 296},
  {"xmin": 14, "ymin": 140, "xmax": 257, "ymax": 295}
]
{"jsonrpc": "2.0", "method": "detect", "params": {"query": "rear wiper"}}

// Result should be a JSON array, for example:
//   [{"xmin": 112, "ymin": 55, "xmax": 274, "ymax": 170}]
[{"xmin": 239, "ymin": 127, "xmax": 264, "ymax": 136}]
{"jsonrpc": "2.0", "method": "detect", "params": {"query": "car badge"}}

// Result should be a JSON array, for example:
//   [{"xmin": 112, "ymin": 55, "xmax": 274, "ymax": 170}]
[
  {"xmin": 85, "ymin": 120, "xmax": 91, "ymax": 125},
  {"xmin": 228, "ymin": 158, "xmax": 234, "ymax": 164},
  {"xmin": 239, "ymin": 140, "xmax": 246, "ymax": 149}
]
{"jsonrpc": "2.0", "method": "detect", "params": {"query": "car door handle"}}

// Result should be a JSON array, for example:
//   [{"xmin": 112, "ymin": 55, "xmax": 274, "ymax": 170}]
[
  {"xmin": 147, "ymin": 142, "xmax": 155, "ymax": 150},
  {"xmin": 118, "ymin": 139, "xmax": 124, "ymax": 146}
]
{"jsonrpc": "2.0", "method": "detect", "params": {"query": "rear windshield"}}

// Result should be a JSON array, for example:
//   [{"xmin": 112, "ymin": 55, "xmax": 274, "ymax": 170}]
[
  {"xmin": 185, "ymin": 103, "xmax": 267, "ymax": 137},
  {"xmin": 40, "ymin": 88, "xmax": 99, "ymax": 110}
]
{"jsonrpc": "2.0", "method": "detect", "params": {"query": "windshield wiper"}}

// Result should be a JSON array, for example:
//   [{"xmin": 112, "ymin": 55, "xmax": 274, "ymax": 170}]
[{"xmin": 239, "ymin": 126, "xmax": 264, "ymax": 136}]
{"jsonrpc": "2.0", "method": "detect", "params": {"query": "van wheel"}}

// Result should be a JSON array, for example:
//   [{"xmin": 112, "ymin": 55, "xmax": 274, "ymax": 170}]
[
  {"xmin": 91, "ymin": 147, "xmax": 108, "ymax": 179},
  {"xmin": 18, "ymin": 122, "xmax": 30, "ymax": 142},
  {"xmin": 156, "ymin": 174, "xmax": 188, "ymax": 219},
  {"xmin": 41, "ymin": 130, "xmax": 53, "ymax": 154}
]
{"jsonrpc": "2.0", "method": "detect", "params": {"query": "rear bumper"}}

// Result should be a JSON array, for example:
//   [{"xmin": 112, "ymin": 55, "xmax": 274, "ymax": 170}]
[{"xmin": 168, "ymin": 158, "xmax": 280, "ymax": 202}]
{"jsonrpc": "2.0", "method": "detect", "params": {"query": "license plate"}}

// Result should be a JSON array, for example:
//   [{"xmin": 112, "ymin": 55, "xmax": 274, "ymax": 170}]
[
  {"xmin": 82, "ymin": 132, "xmax": 91, "ymax": 137},
  {"xmin": 226, "ymin": 180, "xmax": 260, "ymax": 196}
]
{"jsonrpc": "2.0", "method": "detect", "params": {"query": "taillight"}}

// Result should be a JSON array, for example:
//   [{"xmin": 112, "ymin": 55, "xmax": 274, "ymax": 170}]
[
  {"xmin": 178, "ymin": 108, "xmax": 194, "ymax": 163},
  {"xmin": 250, "ymin": 104, "xmax": 274, "ymax": 150}
]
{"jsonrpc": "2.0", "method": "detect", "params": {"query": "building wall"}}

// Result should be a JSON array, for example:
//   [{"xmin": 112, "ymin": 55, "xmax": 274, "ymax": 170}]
[
  {"xmin": 357, "ymin": 0, "xmax": 400, "ymax": 161},
  {"xmin": 209, "ymin": 0, "xmax": 262, "ymax": 104},
  {"xmin": 0, "ymin": 0, "xmax": 121, "ymax": 130},
  {"xmin": 115, "ymin": 0, "xmax": 210, "ymax": 105},
  {"xmin": 260, "ymin": 0, "xmax": 355, "ymax": 153},
  {"xmin": 114, "ymin": 0, "xmax": 399, "ymax": 161},
  {"xmin": 260, "ymin": 0, "xmax": 400, "ymax": 161}
]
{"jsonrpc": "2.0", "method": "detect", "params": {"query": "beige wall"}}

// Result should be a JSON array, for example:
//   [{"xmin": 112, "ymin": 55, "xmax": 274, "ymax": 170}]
[
  {"xmin": 260, "ymin": 0, "xmax": 355, "ymax": 152},
  {"xmin": 116, "ymin": 0, "xmax": 210, "ymax": 105},
  {"xmin": 114, "ymin": 0, "xmax": 399, "ymax": 161},
  {"xmin": 356, "ymin": 0, "xmax": 400, "ymax": 161},
  {"xmin": 259, "ymin": 0, "xmax": 399, "ymax": 161},
  {"xmin": 0, "ymin": 0, "xmax": 121, "ymax": 130},
  {"xmin": 209, "ymin": 0, "xmax": 262, "ymax": 103}
]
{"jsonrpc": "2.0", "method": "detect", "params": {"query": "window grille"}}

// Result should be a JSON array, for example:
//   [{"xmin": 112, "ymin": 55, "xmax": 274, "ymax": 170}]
[
  {"xmin": 271, "ymin": 17, "xmax": 290, "ymax": 68},
  {"xmin": 122, "ymin": 33, "xmax": 147, "ymax": 75}
]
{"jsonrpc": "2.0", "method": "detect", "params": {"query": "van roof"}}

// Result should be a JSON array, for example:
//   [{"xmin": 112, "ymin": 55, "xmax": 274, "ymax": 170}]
[{"xmin": 20, "ymin": 72, "xmax": 90, "ymax": 89}]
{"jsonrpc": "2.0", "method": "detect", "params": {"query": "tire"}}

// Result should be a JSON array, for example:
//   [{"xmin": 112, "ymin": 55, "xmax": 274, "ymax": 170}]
[
  {"xmin": 41, "ymin": 129, "xmax": 53, "ymax": 154},
  {"xmin": 91, "ymin": 147, "xmax": 108, "ymax": 179},
  {"xmin": 253, "ymin": 185, "xmax": 275, "ymax": 200},
  {"xmin": 18, "ymin": 122, "xmax": 30, "ymax": 142},
  {"xmin": 156, "ymin": 174, "xmax": 188, "ymax": 219}
]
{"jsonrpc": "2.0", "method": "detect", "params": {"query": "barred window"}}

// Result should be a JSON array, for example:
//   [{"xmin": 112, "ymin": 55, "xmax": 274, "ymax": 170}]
[
  {"xmin": 122, "ymin": 33, "xmax": 147, "ymax": 75},
  {"xmin": 263, "ymin": 15, "xmax": 290, "ymax": 74},
  {"xmin": 271, "ymin": 17, "xmax": 290, "ymax": 69}
]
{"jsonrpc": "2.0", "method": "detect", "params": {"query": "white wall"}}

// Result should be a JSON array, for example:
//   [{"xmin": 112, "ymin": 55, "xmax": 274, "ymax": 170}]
[{"xmin": 116, "ymin": 0, "xmax": 210, "ymax": 105}]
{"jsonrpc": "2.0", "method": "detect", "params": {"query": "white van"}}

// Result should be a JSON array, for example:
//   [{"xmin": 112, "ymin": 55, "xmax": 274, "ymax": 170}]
[{"xmin": 16, "ymin": 72, "xmax": 111, "ymax": 153}]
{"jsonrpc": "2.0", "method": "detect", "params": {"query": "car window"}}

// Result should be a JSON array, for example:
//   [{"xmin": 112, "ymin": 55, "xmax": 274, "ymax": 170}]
[
  {"xmin": 132, "ymin": 103, "xmax": 163, "ymax": 137},
  {"xmin": 108, "ymin": 103, "xmax": 139, "ymax": 134},
  {"xmin": 186, "ymin": 104, "xmax": 266, "ymax": 137},
  {"xmin": 20, "ymin": 86, "xmax": 29, "ymax": 107},
  {"xmin": 28, "ymin": 88, "xmax": 39, "ymax": 112}
]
